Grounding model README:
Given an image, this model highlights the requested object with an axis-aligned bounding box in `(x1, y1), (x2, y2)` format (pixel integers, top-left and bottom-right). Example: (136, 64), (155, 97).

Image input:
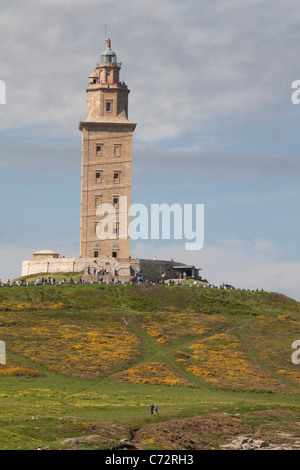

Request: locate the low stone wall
(21, 257), (93, 277)
(21, 256), (200, 283)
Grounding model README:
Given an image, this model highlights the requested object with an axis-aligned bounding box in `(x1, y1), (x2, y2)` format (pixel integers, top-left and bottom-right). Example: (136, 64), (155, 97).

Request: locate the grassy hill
(0, 282), (299, 450)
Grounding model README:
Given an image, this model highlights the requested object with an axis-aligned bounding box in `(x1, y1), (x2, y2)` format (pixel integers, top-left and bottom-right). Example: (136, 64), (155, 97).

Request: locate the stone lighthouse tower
(79, 39), (136, 260)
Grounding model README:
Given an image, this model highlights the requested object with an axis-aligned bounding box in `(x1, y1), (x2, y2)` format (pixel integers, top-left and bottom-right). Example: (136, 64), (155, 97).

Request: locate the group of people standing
(87, 266), (110, 276)
(36, 277), (56, 284)
(150, 404), (159, 416)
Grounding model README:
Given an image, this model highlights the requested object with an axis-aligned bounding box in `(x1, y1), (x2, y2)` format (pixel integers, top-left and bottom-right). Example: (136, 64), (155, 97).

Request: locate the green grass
(15, 271), (85, 284)
(0, 283), (299, 449)
(1, 282), (299, 315)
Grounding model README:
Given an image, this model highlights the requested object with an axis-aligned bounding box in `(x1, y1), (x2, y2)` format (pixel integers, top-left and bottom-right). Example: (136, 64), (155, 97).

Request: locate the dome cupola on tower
(100, 38), (117, 64)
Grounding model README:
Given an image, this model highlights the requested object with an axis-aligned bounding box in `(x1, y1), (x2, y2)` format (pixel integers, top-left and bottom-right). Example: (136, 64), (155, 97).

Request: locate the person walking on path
(154, 404), (159, 415)
(150, 404), (154, 416)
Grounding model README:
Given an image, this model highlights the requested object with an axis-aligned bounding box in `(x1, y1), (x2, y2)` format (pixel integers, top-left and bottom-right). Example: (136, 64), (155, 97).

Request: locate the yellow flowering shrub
(135, 312), (234, 344)
(113, 361), (194, 386)
(0, 312), (142, 377)
(178, 333), (287, 392)
(0, 302), (66, 311)
(0, 356), (45, 377)
(240, 318), (300, 387)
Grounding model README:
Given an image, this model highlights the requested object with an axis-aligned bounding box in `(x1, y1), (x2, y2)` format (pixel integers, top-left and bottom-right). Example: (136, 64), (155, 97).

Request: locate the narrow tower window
(96, 144), (103, 155)
(113, 172), (120, 183)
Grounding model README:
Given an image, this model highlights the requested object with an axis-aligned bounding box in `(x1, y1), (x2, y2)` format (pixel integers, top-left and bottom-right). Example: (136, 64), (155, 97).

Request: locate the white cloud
(0, 141), (80, 169)
(1, 0), (300, 142)
(0, 243), (31, 282)
(133, 145), (300, 181)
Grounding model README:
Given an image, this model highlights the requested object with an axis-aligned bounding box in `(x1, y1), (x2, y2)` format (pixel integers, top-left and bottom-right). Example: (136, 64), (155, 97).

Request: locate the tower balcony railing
(88, 80), (128, 88)
(96, 62), (122, 67)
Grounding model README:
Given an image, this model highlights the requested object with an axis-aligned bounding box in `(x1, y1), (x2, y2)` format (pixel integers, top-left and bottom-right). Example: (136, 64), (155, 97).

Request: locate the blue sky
(0, 0), (299, 300)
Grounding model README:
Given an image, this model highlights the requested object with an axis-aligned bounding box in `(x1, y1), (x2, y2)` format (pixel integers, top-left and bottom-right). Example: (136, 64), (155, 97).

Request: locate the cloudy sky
(0, 0), (299, 300)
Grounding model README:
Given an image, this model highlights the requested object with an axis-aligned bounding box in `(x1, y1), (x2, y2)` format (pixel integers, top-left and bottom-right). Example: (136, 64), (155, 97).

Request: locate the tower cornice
(79, 121), (136, 132)
(86, 84), (129, 93)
